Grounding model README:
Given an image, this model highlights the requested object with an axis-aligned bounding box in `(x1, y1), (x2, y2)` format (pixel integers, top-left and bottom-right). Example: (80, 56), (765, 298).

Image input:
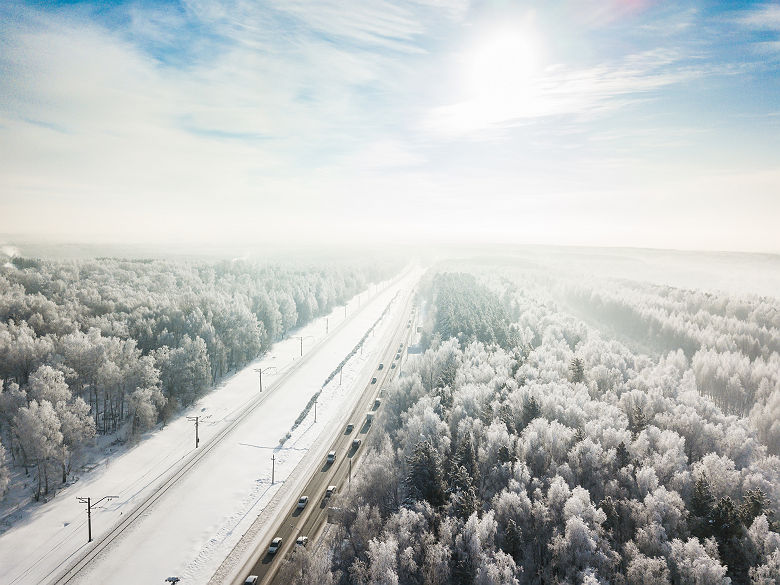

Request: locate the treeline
(561, 280), (780, 360)
(276, 269), (779, 585)
(551, 278), (780, 449)
(0, 257), (396, 500)
(474, 265), (780, 453)
(426, 272), (512, 349)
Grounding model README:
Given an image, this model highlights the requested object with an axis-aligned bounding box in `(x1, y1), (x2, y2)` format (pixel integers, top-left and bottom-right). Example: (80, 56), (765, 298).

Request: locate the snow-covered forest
(279, 262), (780, 585)
(0, 257), (396, 503)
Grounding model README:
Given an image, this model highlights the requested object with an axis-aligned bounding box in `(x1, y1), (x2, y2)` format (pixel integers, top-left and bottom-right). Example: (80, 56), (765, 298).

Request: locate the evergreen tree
(504, 518), (522, 561)
(455, 435), (480, 486)
(711, 496), (741, 541)
(629, 405), (648, 438)
(521, 395), (541, 430)
(616, 441), (631, 469)
(405, 441), (445, 508)
(691, 474), (716, 518)
(569, 357), (585, 383)
(497, 403), (515, 433)
(738, 488), (773, 527)
(449, 464), (479, 519)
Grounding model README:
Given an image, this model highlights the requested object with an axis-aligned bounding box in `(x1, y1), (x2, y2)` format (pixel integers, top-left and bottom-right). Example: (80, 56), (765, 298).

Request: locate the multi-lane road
(34, 269), (421, 585)
(238, 288), (418, 585)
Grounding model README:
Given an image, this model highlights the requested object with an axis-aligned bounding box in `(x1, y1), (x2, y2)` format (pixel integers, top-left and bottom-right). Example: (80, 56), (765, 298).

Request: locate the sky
(0, 0), (779, 252)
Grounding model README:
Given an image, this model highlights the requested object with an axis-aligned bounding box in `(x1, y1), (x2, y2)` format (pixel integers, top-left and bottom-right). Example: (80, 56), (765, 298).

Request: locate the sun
(463, 24), (544, 101)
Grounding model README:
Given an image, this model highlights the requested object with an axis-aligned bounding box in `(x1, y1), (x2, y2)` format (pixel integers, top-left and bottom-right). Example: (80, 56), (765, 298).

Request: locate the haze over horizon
(1, 1), (779, 253)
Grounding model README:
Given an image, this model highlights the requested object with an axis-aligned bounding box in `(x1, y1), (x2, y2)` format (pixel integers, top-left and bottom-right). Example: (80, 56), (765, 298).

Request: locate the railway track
(48, 276), (405, 585)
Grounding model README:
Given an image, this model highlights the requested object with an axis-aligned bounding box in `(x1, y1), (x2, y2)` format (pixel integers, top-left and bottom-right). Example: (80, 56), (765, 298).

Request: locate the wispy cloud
(738, 3), (780, 30)
(736, 3), (780, 55)
(424, 49), (700, 136)
(0, 0), (778, 252)
(556, 0), (656, 29)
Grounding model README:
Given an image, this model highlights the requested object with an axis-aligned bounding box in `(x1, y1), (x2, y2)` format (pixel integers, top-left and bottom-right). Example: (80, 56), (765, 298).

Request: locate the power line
(76, 495), (118, 543)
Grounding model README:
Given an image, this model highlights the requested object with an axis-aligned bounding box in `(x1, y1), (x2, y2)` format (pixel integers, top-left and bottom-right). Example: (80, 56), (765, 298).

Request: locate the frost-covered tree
(305, 265), (780, 585)
(750, 549), (780, 585)
(626, 551), (671, 585)
(0, 438), (9, 494)
(367, 537), (399, 585)
(13, 400), (63, 500)
(668, 537), (731, 585)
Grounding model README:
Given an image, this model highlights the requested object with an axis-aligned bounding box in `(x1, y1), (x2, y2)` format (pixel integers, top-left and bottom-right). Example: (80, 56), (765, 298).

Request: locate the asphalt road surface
(240, 289), (418, 585)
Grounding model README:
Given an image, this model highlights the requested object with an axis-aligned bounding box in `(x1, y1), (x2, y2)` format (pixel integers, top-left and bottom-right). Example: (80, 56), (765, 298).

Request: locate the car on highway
(297, 495), (309, 509)
(395, 353), (400, 360)
(373, 398), (381, 409)
(268, 537), (282, 554)
(244, 576), (259, 585)
(327, 450), (336, 463)
(365, 412), (374, 424)
(371, 377), (377, 384)
(296, 536), (309, 546)
(345, 423), (354, 433)
(391, 363), (396, 369)
(378, 363), (384, 370)
(326, 485), (337, 497)
(352, 438), (361, 449)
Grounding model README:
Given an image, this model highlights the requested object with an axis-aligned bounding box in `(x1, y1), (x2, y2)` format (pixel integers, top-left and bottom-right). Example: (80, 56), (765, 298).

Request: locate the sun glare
(432, 21), (549, 133)
(464, 25), (544, 100)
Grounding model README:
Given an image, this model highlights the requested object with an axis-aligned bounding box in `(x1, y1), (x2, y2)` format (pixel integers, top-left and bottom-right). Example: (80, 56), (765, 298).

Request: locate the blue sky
(1, 0), (779, 252)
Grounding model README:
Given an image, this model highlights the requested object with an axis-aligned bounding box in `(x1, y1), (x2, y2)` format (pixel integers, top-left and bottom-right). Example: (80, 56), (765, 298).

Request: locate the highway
(238, 287), (418, 585)
(45, 270), (417, 585)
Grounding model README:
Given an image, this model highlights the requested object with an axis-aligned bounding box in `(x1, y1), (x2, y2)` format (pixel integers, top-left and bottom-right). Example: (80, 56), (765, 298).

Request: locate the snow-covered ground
(0, 267), (421, 585)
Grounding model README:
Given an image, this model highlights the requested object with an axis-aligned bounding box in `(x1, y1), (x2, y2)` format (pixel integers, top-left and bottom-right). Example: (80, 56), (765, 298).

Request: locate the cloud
(558, 0), (655, 29)
(738, 4), (780, 30)
(182, 0), (465, 53)
(424, 49), (699, 136)
(736, 3), (780, 55)
(0, 0), (778, 253)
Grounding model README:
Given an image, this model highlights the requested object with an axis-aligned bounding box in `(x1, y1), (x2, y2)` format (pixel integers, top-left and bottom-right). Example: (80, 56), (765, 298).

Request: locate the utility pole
(253, 366), (275, 392)
(77, 495), (117, 543)
(271, 453), (275, 484)
(293, 336), (313, 357)
(186, 416), (199, 448)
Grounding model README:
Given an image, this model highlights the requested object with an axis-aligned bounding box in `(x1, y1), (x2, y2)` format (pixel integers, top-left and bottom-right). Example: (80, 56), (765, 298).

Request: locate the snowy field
(0, 267), (421, 585)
